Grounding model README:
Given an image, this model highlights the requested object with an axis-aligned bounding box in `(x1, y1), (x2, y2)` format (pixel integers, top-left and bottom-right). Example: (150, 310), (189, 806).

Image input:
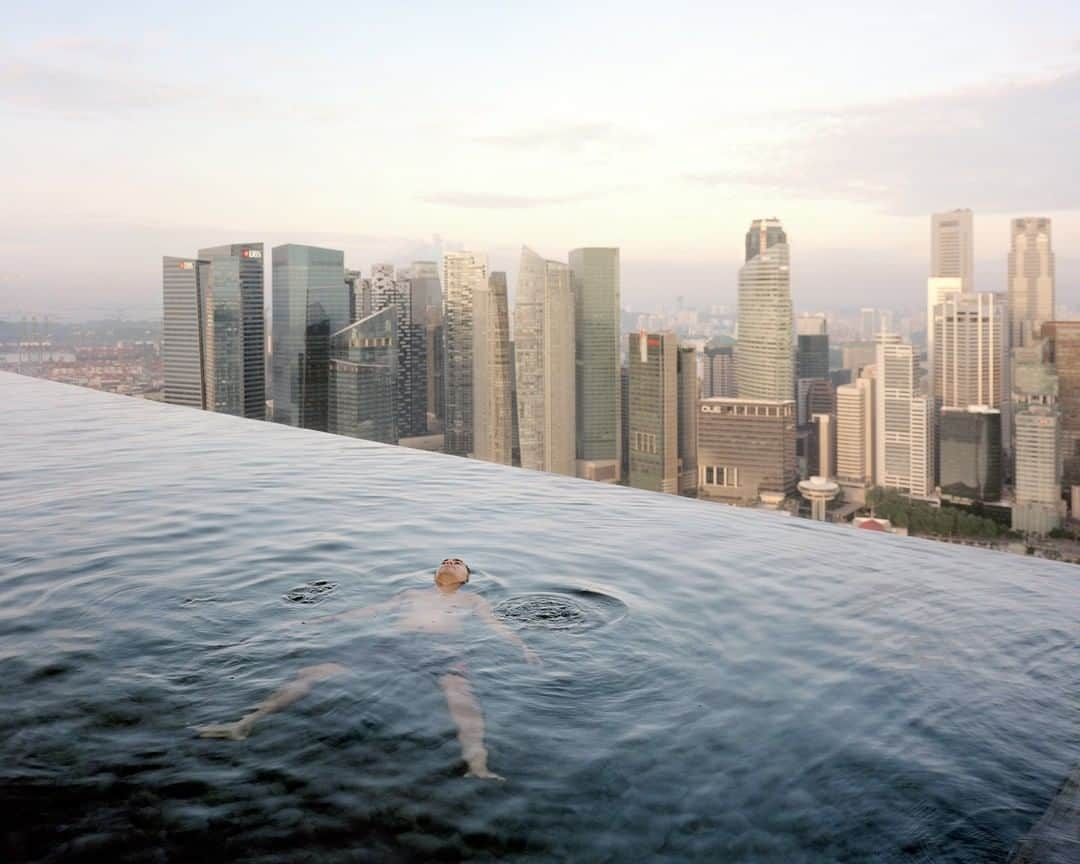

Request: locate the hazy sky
(2, 1), (1078, 319)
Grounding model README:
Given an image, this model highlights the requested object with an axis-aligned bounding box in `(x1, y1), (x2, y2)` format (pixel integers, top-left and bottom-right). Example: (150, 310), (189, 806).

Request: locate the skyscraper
(939, 407), (1001, 503)
(370, 264), (427, 438)
(703, 336), (737, 398)
(796, 314), (829, 380)
(514, 246), (576, 476)
(697, 397), (797, 505)
(443, 251), (487, 456)
(328, 307), (397, 445)
(1013, 406), (1063, 535)
(271, 244), (348, 431)
(859, 308), (876, 342)
(628, 331), (678, 494)
(875, 334), (933, 497)
(836, 371), (876, 505)
(472, 272), (513, 465)
(931, 209), (974, 291)
(926, 276), (964, 423)
(677, 344), (698, 496)
(570, 247), (620, 481)
(736, 219), (793, 401)
(409, 261), (444, 431)
(1008, 218), (1055, 348)
(932, 292), (1006, 410)
(1040, 321), (1080, 487)
(198, 243), (266, 420)
(162, 256), (208, 409)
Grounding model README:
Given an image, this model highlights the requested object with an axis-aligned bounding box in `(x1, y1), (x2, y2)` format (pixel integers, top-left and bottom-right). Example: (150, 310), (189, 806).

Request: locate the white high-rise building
(926, 277), (964, 403)
(1012, 406), (1063, 535)
(514, 246), (576, 476)
(875, 334), (933, 497)
(931, 209), (974, 291)
(472, 272), (513, 465)
(1008, 218), (1055, 348)
(443, 251), (487, 456)
(836, 370), (875, 504)
(162, 256), (209, 409)
(932, 292), (1006, 410)
(736, 219), (793, 401)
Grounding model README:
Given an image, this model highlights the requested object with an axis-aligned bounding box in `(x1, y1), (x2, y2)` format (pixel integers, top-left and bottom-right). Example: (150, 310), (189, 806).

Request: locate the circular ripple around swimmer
(494, 589), (627, 631)
(283, 580), (338, 604)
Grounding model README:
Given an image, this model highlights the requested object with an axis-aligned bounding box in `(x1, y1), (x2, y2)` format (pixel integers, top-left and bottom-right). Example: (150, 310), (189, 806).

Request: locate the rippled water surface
(2, 372), (1079, 862)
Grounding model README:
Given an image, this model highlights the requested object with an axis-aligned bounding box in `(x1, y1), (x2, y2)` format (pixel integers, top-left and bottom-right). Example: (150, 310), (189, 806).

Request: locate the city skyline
(2, 4), (1080, 315)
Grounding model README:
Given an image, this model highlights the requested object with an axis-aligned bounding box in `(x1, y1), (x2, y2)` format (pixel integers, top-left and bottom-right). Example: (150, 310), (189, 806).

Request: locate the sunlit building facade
(472, 272), (513, 465)
(736, 219), (793, 401)
(443, 251), (487, 456)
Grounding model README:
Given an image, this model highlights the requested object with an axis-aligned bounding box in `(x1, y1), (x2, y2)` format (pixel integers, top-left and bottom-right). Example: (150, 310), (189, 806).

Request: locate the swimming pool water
(1, 372), (1078, 862)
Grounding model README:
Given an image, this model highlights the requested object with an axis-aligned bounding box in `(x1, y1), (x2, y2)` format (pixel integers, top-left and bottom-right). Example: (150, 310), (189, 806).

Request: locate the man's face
(436, 558), (469, 586)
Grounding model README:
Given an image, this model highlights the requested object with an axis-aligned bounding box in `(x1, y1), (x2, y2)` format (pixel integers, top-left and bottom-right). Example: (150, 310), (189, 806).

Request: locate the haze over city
(3, 1), (1080, 317)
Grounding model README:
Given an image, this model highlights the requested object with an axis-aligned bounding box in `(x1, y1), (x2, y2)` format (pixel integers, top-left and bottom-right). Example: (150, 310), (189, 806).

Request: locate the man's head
(435, 557), (470, 590)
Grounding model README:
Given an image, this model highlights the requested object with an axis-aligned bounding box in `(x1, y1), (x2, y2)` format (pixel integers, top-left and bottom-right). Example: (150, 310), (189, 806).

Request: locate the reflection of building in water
(328, 307), (397, 445)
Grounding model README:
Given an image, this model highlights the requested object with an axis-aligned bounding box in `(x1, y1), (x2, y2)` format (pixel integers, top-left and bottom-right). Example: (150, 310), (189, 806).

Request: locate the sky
(1, 1), (1079, 320)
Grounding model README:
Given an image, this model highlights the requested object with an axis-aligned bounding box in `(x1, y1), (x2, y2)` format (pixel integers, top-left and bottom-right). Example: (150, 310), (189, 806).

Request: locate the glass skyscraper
(328, 307), (397, 444)
(443, 251), (487, 456)
(198, 243), (266, 420)
(162, 256), (208, 409)
(570, 247), (620, 481)
(736, 219), (793, 401)
(271, 244), (348, 431)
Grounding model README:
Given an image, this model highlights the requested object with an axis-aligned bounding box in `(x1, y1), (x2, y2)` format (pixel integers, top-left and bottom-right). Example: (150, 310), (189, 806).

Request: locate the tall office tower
(796, 314), (829, 380)
(472, 272), (513, 465)
(345, 269), (361, 323)
(443, 251), (487, 456)
(926, 276), (965, 415)
(620, 365), (630, 479)
(875, 334), (933, 497)
(697, 397), (797, 505)
(570, 247), (620, 482)
(509, 340), (521, 466)
(677, 345), (698, 495)
(736, 219), (793, 401)
(1008, 218), (1054, 348)
(198, 243), (266, 419)
(939, 407), (1001, 503)
(410, 261), (444, 430)
(628, 331), (678, 494)
(931, 209), (975, 291)
(370, 264), (427, 438)
(860, 308), (876, 341)
(836, 371), (876, 505)
(514, 246), (576, 476)
(1012, 406), (1063, 535)
(1041, 322), (1080, 487)
(841, 342), (877, 378)
(703, 336), (737, 398)
(328, 307), (397, 445)
(162, 256), (209, 408)
(932, 292), (1006, 409)
(271, 244), (348, 431)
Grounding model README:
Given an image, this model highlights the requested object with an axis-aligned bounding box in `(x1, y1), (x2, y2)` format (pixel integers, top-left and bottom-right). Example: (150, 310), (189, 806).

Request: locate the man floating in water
(193, 558), (540, 780)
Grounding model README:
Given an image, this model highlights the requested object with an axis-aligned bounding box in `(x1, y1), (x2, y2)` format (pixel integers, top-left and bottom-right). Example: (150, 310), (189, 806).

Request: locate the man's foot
(464, 766), (505, 781)
(192, 718), (253, 740)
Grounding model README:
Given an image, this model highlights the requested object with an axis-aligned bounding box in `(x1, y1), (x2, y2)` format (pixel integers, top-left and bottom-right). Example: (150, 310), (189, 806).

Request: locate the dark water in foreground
(1, 372), (1078, 862)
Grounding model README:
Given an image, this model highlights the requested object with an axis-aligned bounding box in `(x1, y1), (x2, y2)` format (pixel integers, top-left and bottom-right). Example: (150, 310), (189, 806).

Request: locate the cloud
(0, 59), (198, 113)
(420, 191), (599, 209)
(683, 70), (1080, 214)
(472, 122), (644, 153)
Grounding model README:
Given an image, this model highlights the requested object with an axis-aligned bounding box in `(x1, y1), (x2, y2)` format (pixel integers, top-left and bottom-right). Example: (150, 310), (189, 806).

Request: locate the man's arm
(472, 596), (541, 665)
(299, 592), (408, 625)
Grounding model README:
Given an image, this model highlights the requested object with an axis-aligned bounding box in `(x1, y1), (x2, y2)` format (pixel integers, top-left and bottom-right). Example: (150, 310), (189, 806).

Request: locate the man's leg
(438, 671), (503, 780)
(194, 662), (347, 740)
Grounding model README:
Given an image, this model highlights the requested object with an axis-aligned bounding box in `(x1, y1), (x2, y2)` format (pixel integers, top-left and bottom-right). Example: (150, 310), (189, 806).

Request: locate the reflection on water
(1, 372), (1079, 863)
